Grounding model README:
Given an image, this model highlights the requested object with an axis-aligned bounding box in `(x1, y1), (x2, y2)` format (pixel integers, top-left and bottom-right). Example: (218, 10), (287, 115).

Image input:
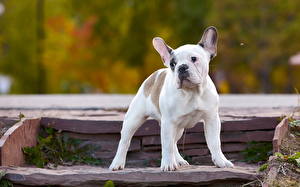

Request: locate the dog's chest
(164, 89), (208, 129)
(176, 110), (203, 129)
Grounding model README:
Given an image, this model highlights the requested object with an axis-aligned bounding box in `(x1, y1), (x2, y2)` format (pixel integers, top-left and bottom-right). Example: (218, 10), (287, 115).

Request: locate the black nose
(178, 64), (189, 74)
(178, 64), (189, 80)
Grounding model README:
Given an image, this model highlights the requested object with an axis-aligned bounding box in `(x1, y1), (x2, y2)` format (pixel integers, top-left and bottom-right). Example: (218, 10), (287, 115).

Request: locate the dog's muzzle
(178, 64), (194, 89)
(178, 64), (189, 81)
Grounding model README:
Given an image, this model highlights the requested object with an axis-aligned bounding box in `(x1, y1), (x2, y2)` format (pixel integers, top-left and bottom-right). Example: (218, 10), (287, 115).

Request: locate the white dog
(110, 26), (234, 171)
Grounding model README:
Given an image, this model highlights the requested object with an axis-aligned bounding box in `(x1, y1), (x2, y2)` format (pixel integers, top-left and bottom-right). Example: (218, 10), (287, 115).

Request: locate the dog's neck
(181, 79), (207, 96)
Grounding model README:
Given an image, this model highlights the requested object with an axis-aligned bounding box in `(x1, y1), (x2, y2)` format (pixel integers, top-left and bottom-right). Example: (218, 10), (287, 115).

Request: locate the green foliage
(0, 180), (13, 187)
(0, 170), (13, 187)
(0, 0), (210, 93)
(0, 0), (44, 93)
(18, 113), (25, 121)
(1, 1), (300, 93)
(275, 152), (300, 168)
(288, 118), (300, 136)
(207, 0), (300, 93)
(0, 170), (6, 179)
(23, 127), (101, 168)
(242, 141), (273, 163)
(289, 120), (300, 127)
(289, 119), (300, 128)
(104, 180), (115, 187)
(258, 163), (269, 172)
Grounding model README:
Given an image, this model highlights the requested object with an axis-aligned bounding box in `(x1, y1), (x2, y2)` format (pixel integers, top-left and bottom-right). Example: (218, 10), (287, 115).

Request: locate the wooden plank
(272, 117), (288, 153)
(143, 130), (275, 146)
(40, 117), (123, 134)
(0, 118), (40, 166)
(40, 116), (279, 136)
(3, 165), (257, 186)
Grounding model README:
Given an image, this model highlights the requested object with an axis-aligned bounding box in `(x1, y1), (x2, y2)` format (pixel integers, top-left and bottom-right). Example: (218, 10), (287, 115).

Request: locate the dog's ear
(198, 26), (218, 59)
(152, 37), (173, 67)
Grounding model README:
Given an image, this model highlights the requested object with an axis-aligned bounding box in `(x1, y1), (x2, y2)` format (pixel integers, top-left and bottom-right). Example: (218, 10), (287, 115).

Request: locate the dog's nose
(178, 64), (189, 74)
(178, 64), (189, 80)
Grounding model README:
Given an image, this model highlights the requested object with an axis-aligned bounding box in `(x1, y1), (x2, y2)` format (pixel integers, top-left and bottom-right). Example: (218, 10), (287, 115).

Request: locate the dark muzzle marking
(178, 64), (190, 89)
(178, 64), (188, 74)
(178, 64), (189, 80)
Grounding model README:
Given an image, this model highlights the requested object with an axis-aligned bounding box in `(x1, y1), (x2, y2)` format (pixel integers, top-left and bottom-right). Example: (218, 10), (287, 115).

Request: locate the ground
(0, 94), (300, 186)
(261, 120), (300, 187)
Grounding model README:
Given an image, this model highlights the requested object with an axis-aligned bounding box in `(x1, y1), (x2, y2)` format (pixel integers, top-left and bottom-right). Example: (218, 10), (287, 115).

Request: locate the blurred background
(0, 0), (300, 94)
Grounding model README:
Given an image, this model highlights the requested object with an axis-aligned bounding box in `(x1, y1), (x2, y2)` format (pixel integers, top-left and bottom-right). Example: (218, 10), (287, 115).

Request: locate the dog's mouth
(178, 78), (199, 89)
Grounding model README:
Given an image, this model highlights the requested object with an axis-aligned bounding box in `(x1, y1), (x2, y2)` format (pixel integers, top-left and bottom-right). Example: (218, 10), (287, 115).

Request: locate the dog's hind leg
(109, 95), (146, 171)
(174, 128), (189, 166)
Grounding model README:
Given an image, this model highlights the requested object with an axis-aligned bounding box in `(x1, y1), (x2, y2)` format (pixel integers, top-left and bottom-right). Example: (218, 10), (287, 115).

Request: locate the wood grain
(0, 118), (41, 166)
(272, 117), (288, 153)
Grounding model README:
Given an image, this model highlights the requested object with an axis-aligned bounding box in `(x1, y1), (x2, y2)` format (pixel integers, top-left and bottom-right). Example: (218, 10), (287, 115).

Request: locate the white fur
(110, 27), (234, 171)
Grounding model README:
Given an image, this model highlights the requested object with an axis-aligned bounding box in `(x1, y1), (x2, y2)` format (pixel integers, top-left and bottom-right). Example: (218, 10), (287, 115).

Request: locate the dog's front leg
(109, 103), (146, 171)
(160, 119), (178, 171)
(203, 111), (234, 168)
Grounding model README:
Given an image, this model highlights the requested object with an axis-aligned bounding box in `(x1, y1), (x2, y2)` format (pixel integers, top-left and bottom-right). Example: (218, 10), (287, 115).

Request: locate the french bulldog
(109, 26), (234, 171)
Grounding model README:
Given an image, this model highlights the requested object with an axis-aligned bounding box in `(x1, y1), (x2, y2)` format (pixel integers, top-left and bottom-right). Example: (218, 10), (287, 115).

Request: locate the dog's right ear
(152, 37), (173, 67)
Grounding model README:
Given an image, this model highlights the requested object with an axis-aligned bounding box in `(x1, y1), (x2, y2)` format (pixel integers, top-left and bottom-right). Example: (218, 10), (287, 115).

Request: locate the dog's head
(152, 26), (218, 89)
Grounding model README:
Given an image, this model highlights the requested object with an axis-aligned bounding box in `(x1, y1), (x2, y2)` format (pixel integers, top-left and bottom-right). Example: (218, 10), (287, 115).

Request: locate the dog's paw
(176, 156), (190, 166)
(109, 160), (125, 171)
(212, 156), (234, 168)
(160, 159), (179, 171)
(178, 159), (190, 166)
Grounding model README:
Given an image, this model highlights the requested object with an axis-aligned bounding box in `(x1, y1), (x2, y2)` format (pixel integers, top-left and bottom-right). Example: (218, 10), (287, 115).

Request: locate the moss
(274, 152), (300, 168)
(259, 163), (269, 171)
(18, 113), (25, 120)
(104, 180), (115, 187)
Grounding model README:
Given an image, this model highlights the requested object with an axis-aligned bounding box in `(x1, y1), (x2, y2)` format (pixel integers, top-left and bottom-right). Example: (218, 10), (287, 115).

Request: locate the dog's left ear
(198, 26), (218, 59)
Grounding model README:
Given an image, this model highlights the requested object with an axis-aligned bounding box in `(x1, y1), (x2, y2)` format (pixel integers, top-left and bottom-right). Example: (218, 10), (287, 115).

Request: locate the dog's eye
(170, 59), (176, 70)
(191, 56), (197, 63)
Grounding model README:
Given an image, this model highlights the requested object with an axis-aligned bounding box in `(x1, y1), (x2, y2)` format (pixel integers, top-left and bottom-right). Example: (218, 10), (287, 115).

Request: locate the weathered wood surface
(0, 117), (19, 138)
(0, 118), (40, 166)
(0, 94), (298, 110)
(0, 94), (296, 186)
(0, 117), (19, 127)
(40, 116), (279, 135)
(272, 117), (288, 153)
(0, 94), (295, 169)
(0, 115), (279, 167)
(3, 165), (258, 187)
(39, 116), (278, 167)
